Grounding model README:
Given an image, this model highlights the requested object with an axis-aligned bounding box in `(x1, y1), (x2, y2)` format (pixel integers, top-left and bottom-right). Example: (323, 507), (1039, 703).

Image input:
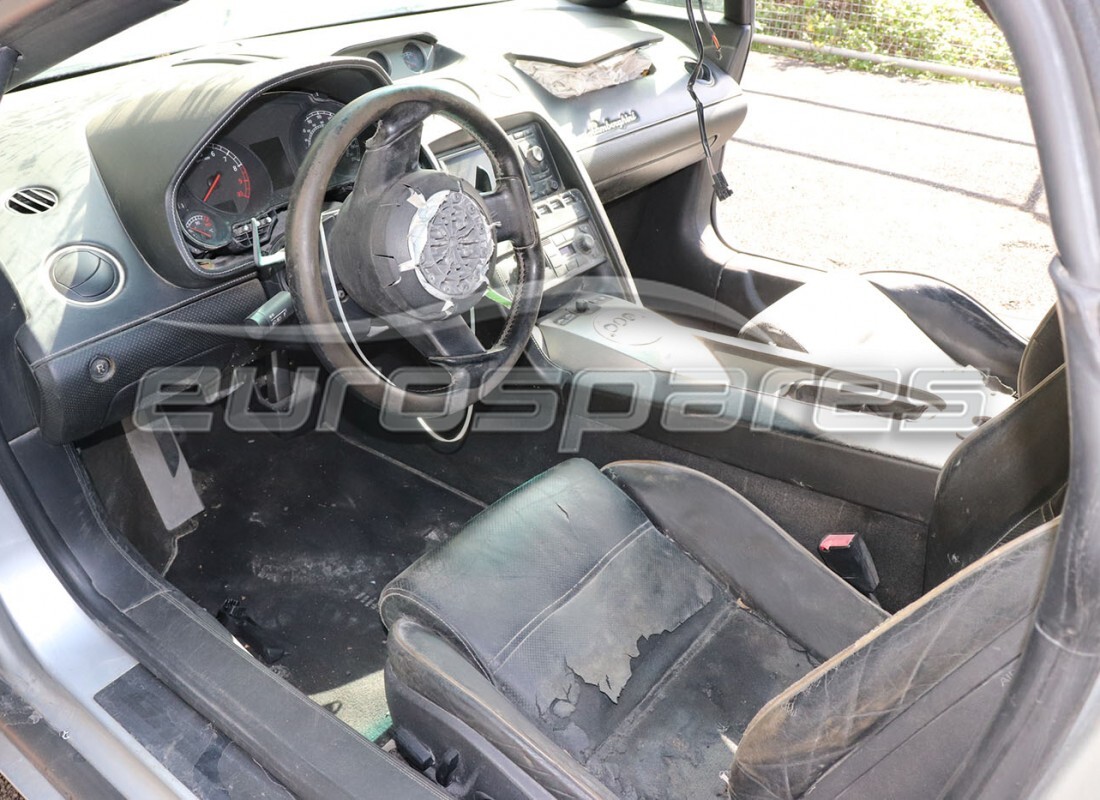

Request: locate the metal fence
(653, 0), (1018, 84)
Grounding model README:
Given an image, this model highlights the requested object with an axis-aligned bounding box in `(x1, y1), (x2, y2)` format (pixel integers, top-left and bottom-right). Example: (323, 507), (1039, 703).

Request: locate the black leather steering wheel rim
(285, 84), (544, 418)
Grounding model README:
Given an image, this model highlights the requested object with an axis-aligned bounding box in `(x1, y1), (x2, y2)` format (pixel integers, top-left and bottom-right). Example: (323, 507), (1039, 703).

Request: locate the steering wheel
(285, 85), (544, 417)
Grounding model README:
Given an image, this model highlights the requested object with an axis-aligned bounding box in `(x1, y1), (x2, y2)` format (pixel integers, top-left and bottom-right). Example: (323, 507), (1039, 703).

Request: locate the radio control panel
(534, 189), (607, 279)
(492, 187), (609, 293)
(441, 122), (610, 298)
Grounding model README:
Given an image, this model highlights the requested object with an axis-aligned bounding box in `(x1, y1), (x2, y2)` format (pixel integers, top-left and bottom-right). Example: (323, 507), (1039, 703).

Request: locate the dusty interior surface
(381, 459), (823, 799)
(84, 414), (483, 737)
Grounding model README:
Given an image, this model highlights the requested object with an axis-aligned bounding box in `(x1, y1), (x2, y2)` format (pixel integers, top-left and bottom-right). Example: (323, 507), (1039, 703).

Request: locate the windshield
(37, 0), (499, 83)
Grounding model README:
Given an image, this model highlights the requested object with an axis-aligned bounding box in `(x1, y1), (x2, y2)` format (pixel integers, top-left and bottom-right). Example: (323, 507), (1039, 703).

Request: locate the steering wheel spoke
(374, 100), (434, 146)
(484, 177), (539, 248)
(406, 313), (488, 365)
(286, 84), (544, 417)
(356, 120), (424, 191)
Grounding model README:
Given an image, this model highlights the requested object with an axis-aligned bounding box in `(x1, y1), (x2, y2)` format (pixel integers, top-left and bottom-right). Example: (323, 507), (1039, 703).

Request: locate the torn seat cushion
(380, 459), (884, 799)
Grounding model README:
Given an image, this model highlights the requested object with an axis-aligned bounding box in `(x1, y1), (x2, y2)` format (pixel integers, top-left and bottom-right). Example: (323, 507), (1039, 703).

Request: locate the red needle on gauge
(203, 172), (222, 203)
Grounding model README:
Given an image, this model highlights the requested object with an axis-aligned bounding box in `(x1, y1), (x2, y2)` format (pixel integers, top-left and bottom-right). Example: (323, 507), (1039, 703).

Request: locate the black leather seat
(739, 271), (1031, 391)
(379, 316), (1067, 800)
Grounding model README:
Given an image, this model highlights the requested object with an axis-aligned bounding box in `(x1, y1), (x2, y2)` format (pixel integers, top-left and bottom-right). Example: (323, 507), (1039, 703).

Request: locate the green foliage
(649, 0), (1016, 78)
(754, 0), (1015, 74)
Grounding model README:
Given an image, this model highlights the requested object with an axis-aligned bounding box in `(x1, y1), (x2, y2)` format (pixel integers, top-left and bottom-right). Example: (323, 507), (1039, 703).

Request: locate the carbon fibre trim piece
(20, 279), (266, 443)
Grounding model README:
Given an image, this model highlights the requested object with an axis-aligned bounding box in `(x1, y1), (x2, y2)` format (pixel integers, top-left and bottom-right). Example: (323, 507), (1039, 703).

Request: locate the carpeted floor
(85, 388), (928, 742)
(161, 420), (484, 738)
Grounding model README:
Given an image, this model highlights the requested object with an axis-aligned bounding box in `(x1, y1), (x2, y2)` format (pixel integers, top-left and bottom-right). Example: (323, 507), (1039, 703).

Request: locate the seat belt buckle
(818, 532), (880, 595)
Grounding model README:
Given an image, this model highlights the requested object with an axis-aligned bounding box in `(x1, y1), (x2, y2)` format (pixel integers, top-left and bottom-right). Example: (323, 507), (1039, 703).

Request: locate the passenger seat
(740, 271), (1036, 391)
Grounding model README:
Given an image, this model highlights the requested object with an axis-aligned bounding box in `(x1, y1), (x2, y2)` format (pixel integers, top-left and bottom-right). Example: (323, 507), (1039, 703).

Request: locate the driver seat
(378, 344), (1067, 800)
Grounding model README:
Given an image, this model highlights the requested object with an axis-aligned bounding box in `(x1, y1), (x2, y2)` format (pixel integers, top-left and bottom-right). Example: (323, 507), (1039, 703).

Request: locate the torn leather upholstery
(380, 456), (1061, 800)
(380, 459), (881, 798)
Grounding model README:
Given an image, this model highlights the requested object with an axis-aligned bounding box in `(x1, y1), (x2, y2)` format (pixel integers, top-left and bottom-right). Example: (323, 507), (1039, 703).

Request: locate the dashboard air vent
(7, 187), (58, 215)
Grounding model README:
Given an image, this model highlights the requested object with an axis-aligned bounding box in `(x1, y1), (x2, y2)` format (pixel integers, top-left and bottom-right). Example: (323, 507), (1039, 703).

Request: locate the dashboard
(175, 91), (368, 266)
(0, 0), (748, 444)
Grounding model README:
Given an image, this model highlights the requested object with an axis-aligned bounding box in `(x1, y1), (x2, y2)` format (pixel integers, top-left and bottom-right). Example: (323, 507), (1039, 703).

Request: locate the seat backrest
(1018, 304), (1064, 395)
(728, 519), (1058, 800)
(728, 309), (1067, 799)
(924, 306), (1067, 589)
(866, 270), (1030, 390)
(924, 365), (1067, 588)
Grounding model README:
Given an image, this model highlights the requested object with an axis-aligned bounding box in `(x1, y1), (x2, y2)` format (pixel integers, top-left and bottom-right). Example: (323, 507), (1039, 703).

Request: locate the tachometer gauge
(296, 106), (363, 181)
(185, 143), (253, 215)
(180, 209), (230, 249)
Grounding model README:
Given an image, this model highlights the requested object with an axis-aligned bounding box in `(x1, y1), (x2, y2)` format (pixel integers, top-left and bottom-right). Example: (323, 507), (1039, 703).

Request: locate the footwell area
(160, 424), (483, 735)
(339, 405), (929, 611)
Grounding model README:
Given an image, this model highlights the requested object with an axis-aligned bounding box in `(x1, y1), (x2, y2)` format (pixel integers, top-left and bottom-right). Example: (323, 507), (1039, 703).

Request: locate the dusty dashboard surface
(0, 0), (747, 443)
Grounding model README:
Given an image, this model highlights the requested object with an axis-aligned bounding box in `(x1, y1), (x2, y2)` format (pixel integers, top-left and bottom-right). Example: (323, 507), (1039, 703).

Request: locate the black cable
(685, 0), (732, 200)
(698, 0), (721, 51)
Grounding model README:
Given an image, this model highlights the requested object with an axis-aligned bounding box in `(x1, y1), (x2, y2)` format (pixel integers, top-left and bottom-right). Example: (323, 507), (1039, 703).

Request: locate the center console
(537, 293), (723, 380)
(534, 291), (1016, 521)
(439, 121), (623, 301)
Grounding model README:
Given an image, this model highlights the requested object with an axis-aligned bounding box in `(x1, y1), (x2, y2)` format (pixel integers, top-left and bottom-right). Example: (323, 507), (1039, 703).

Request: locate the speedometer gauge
(300, 109), (337, 150)
(184, 143), (252, 215)
(295, 105), (363, 181)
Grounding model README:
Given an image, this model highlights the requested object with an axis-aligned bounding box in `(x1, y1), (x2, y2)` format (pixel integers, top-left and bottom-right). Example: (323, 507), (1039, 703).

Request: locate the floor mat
(163, 422), (484, 737)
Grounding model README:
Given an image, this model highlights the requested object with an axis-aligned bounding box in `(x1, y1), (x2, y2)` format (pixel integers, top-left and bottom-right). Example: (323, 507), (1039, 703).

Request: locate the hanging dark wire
(685, 0), (732, 200)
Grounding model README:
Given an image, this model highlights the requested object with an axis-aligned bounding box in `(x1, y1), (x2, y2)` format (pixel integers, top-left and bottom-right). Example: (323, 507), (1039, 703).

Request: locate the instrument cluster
(175, 91), (365, 256)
